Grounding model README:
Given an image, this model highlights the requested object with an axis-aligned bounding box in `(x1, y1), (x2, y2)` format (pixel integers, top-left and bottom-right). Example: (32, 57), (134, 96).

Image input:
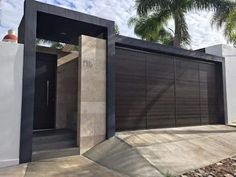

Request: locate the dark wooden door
(34, 53), (57, 130)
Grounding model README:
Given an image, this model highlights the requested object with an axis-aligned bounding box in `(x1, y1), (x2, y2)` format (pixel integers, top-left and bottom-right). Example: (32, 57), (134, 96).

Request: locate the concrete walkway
(85, 125), (236, 176)
(1, 125), (236, 177)
(0, 156), (127, 177)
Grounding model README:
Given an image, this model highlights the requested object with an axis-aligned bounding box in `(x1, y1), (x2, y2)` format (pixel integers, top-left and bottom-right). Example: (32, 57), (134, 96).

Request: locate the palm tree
(115, 24), (120, 35)
(212, 4), (236, 46)
(133, 0), (234, 48)
(128, 15), (174, 45)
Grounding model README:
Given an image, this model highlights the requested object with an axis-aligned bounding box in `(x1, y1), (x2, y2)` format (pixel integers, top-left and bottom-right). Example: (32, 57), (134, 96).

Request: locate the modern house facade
(0, 0), (234, 168)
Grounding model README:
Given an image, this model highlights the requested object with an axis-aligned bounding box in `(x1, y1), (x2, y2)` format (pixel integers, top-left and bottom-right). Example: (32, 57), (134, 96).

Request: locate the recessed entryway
(32, 34), (107, 160)
(32, 46), (79, 160)
(34, 53), (57, 130)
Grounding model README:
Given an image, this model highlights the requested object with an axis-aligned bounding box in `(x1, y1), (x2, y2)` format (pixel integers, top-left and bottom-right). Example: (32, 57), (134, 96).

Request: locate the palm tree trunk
(173, 15), (181, 48)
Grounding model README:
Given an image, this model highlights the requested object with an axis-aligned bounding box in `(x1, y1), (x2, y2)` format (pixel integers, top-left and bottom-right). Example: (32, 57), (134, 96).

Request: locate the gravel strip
(178, 156), (236, 177)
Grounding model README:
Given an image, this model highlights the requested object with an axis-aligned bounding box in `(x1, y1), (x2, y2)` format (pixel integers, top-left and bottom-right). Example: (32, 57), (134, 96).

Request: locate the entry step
(32, 147), (80, 161)
(32, 129), (77, 152)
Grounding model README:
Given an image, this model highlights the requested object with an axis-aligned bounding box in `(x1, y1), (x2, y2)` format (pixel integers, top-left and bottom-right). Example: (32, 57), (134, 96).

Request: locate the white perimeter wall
(205, 44), (236, 125)
(0, 42), (23, 167)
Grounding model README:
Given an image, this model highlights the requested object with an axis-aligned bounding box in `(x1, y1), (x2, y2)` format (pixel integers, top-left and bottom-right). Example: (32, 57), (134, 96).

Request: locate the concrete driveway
(85, 125), (236, 177)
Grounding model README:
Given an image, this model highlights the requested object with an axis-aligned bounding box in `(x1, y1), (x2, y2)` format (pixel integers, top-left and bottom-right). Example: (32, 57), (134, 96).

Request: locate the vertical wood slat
(115, 48), (146, 131)
(175, 58), (201, 127)
(146, 53), (175, 128)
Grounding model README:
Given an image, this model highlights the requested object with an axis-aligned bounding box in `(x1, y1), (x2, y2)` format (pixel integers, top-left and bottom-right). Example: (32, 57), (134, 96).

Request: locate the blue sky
(0, 0), (228, 49)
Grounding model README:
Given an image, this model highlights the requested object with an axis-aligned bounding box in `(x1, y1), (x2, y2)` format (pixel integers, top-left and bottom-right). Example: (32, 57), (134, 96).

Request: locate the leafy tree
(212, 4), (236, 46)
(128, 15), (174, 45)
(133, 0), (234, 48)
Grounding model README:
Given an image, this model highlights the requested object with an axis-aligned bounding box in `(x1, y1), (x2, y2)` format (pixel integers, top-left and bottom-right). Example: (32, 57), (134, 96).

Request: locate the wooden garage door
(147, 53), (176, 128)
(115, 48), (146, 130)
(115, 47), (223, 131)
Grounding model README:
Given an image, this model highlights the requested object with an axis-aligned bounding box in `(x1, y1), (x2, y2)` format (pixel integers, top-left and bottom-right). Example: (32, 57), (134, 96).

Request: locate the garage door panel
(177, 118), (201, 127)
(199, 64), (218, 125)
(147, 118), (176, 129)
(148, 104), (176, 111)
(148, 91), (175, 104)
(200, 83), (217, 98)
(116, 118), (146, 131)
(116, 102), (146, 109)
(116, 81), (145, 89)
(116, 106), (146, 116)
(116, 50), (146, 76)
(176, 59), (199, 82)
(199, 63), (216, 83)
(176, 66), (201, 127)
(115, 48), (146, 131)
(201, 118), (210, 125)
(147, 54), (175, 129)
(115, 47), (222, 131)
(116, 88), (145, 97)
(148, 101), (175, 112)
(147, 53), (174, 79)
(148, 79), (175, 94)
(148, 111), (176, 116)
(116, 114), (146, 120)
(176, 81), (200, 96)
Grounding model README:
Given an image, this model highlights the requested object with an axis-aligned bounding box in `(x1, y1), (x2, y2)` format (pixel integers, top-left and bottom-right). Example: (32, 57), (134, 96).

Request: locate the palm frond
(135, 0), (172, 16)
(224, 10), (236, 45)
(128, 10), (173, 44)
(115, 24), (120, 35)
(211, 1), (236, 30)
(133, 0), (235, 48)
(192, 0), (235, 11)
(128, 11), (173, 44)
(174, 11), (191, 47)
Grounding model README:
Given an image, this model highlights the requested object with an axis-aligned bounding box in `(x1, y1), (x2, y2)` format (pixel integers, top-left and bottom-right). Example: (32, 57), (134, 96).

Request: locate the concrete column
(78, 35), (106, 154)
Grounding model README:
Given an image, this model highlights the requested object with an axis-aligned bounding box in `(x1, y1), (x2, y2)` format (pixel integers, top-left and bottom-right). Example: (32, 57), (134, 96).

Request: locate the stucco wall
(0, 42), (23, 167)
(205, 44), (236, 124)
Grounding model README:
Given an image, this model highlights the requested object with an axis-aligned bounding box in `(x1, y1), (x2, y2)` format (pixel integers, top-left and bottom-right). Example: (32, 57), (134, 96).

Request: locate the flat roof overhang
(115, 35), (224, 63)
(18, 0), (116, 163)
(37, 13), (106, 44)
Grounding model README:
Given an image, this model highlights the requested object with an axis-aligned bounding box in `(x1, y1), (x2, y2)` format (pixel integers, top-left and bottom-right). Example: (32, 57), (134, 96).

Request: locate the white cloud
(0, 0), (230, 49)
(0, 0), (24, 38)
(186, 10), (228, 49)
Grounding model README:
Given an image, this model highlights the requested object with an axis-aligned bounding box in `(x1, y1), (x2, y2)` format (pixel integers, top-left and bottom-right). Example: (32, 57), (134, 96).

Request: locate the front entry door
(34, 53), (57, 130)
